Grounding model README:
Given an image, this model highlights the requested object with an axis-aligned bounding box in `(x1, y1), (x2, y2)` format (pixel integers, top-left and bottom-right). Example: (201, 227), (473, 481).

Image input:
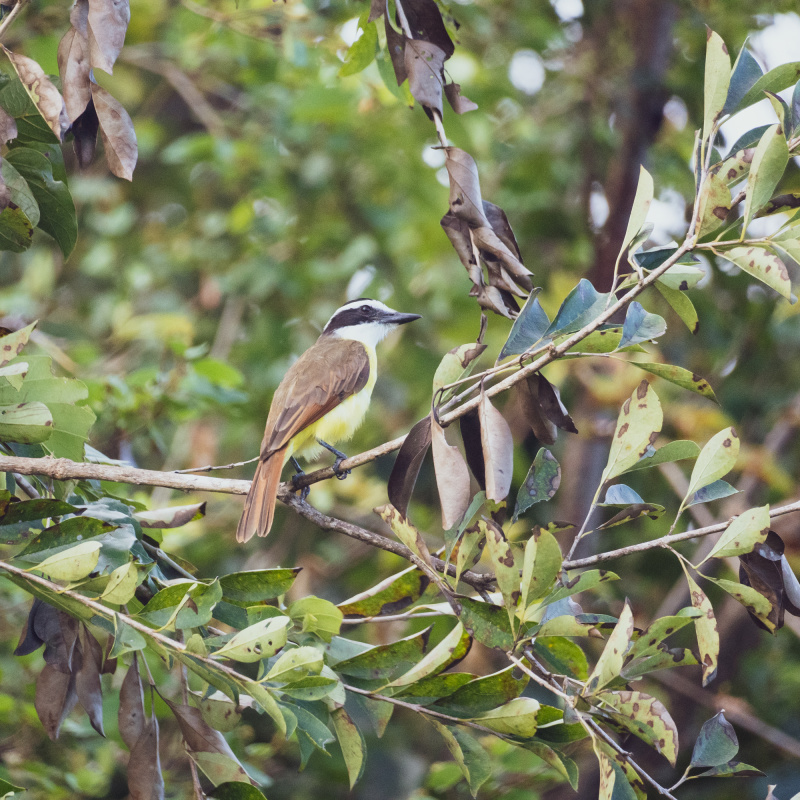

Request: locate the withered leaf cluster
(15, 599), (113, 740)
(57, 0), (137, 178)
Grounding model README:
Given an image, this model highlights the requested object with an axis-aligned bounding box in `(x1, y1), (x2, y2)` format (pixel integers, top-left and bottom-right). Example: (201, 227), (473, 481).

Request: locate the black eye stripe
(324, 306), (382, 333)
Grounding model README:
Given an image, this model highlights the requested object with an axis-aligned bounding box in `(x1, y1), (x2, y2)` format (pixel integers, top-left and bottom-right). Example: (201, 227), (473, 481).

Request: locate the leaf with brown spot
(87, 0), (130, 74)
(479, 385), (513, 502)
(338, 564), (429, 618)
(585, 600), (634, 694)
(376, 503), (434, 569)
(520, 527), (562, 608)
(128, 712), (165, 800)
(91, 82), (137, 181)
(655, 280), (700, 334)
(432, 343), (487, 403)
(388, 415), (432, 517)
(717, 244), (791, 300)
(119, 655), (145, 750)
(431, 411), (471, 530)
(483, 518), (519, 629)
(683, 566), (718, 686)
(686, 426), (739, 499)
(707, 576), (775, 630)
(601, 380), (663, 483)
(741, 124), (789, 232)
(57, 23), (92, 122)
(514, 448), (561, 522)
(738, 531), (788, 631)
(703, 504), (770, 562)
(75, 624), (105, 735)
(35, 662), (78, 740)
(595, 689), (678, 766)
(2, 47), (69, 141)
(331, 708), (366, 789)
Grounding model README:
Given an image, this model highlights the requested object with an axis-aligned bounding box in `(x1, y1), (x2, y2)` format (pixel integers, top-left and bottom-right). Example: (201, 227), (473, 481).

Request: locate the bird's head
(321, 299), (421, 347)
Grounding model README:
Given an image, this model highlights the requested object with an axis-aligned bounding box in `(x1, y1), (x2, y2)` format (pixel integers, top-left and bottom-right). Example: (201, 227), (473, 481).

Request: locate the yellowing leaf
(704, 504), (770, 562)
(703, 29), (731, 139)
(686, 427), (739, 498)
(32, 540), (100, 581)
(684, 567), (719, 686)
(585, 600), (634, 694)
(100, 560), (138, 604)
(215, 616), (290, 663)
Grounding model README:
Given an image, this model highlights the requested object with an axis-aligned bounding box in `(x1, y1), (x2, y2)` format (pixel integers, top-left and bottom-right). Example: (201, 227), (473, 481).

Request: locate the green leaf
(339, 15), (378, 77)
(601, 380), (663, 483)
(723, 44), (763, 115)
(704, 504), (770, 561)
(389, 622), (471, 686)
(686, 427), (739, 498)
(0, 206), (33, 253)
(288, 596), (343, 642)
(691, 711), (738, 768)
(624, 440), (701, 473)
(473, 696), (540, 737)
(241, 681), (286, 736)
(621, 647), (698, 681)
(136, 580), (222, 630)
(220, 568), (301, 605)
(692, 760), (765, 779)
(585, 600), (634, 694)
(619, 303), (666, 349)
(0, 401), (53, 443)
(627, 610), (700, 662)
(684, 566), (719, 686)
(330, 708), (366, 788)
(738, 61), (800, 111)
(703, 29), (731, 139)
(1, 158), (39, 226)
(717, 244), (791, 300)
(427, 720), (492, 799)
(619, 167), (654, 262)
(394, 672), (473, 706)
(432, 342), (487, 401)
(31, 539), (100, 580)
(4, 147), (77, 258)
(514, 448), (560, 523)
(546, 279), (608, 338)
(655, 281), (699, 334)
(540, 569), (619, 608)
(628, 362), (717, 402)
(520, 527), (562, 608)
(100, 561), (139, 604)
(596, 689), (678, 766)
(283, 702), (334, 765)
(657, 264), (706, 290)
(432, 666), (527, 717)
(334, 627), (431, 683)
(214, 616), (290, 662)
(338, 564), (429, 618)
(0, 76), (60, 143)
(110, 613), (147, 657)
(209, 783), (269, 799)
(532, 636), (589, 681)
(16, 515), (121, 569)
(689, 479), (738, 506)
(458, 597), (513, 650)
(265, 645), (323, 682)
(498, 289), (549, 360)
(190, 692), (243, 733)
(741, 124), (789, 234)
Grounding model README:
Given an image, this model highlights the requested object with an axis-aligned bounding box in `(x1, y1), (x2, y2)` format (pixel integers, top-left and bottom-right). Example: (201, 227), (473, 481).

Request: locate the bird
(236, 298), (421, 542)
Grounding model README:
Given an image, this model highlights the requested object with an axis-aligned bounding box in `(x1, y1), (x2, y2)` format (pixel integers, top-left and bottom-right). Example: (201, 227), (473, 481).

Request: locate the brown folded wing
(260, 337), (370, 458)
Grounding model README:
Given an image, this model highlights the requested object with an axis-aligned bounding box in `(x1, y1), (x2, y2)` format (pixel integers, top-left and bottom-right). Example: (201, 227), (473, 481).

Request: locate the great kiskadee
(236, 299), (421, 542)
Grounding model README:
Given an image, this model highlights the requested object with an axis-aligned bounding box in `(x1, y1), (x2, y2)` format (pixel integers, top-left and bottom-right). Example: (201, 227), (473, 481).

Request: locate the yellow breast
(288, 347), (377, 463)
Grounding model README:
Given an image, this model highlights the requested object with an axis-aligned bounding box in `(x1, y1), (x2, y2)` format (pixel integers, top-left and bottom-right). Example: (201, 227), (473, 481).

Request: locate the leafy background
(2, 0), (800, 798)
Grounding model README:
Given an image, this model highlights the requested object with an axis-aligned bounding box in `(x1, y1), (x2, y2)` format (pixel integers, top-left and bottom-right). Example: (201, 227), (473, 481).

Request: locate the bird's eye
(361, 305), (370, 313)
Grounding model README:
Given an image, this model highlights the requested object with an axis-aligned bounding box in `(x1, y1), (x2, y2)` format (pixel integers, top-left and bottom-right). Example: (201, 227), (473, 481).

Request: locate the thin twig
(340, 610), (446, 624)
(13, 474), (39, 499)
(0, 0), (28, 41)
(174, 456), (259, 475)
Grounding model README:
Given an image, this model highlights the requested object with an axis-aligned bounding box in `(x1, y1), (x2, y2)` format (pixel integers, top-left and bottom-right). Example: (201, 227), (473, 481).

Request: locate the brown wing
(259, 338), (370, 458)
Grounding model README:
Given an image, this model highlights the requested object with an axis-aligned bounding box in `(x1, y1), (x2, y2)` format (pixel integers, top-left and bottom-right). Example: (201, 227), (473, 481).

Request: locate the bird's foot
(290, 457), (310, 502)
(318, 439), (351, 480)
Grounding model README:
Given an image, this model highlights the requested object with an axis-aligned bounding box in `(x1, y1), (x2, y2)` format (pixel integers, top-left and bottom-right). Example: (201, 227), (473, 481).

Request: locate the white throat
(329, 321), (393, 349)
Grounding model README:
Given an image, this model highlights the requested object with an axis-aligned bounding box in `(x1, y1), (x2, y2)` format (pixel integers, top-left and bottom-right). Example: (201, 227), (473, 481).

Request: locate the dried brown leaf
(119, 655), (145, 749)
(405, 39), (446, 120)
(482, 201), (522, 261)
(87, 0), (131, 74)
(534, 374), (578, 433)
(472, 225), (531, 290)
(431, 412), (471, 529)
(388, 415), (432, 517)
(441, 211), (482, 286)
(35, 663), (78, 740)
(57, 25), (92, 122)
(91, 82), (137, 180)
(14, 598), (45, 656)
(459, 408), (485, 490)
(445, 147), (490, 228)
(128, 714), (165, 800)
(0, 105), (17, 146)
(165, 699), (243, 762)
(75, 625), (105, 736)
(401, 0), (454, 57)
(384, 17), (407, 85)
(2, 47), (69, 140)
(479, 386), (514, 502)
(73, 99), (99, 168)
(516, 377), (557, 445)
(32, 603), (79, 673)
(471, 283), (519, 319)
(444, 82), (478, 114)
(368, 0), (385, 22)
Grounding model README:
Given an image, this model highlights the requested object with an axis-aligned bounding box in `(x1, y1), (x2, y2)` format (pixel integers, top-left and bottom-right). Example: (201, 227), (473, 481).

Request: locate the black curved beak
(386, 312), (422, 325)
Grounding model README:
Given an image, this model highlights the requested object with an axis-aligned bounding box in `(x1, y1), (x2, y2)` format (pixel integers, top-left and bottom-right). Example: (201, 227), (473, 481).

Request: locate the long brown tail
(236, 449), (287, 542)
